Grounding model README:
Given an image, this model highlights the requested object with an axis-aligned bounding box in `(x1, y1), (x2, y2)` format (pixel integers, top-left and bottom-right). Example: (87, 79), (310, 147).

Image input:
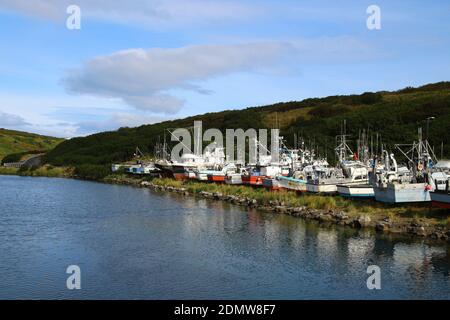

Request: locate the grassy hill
(0, 129), (64, 162)
(46, 81), (450, 167)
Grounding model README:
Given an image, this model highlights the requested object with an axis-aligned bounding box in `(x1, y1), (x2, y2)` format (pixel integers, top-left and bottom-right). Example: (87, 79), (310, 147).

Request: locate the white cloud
(0, 110), (30, 127)
(62, 38), (377, 114)
(62, 42), (291, 114)
(0, 0), (260, 27)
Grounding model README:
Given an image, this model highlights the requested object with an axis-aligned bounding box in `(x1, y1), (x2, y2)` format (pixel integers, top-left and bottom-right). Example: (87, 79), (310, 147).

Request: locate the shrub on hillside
(74, 164), (111, 180)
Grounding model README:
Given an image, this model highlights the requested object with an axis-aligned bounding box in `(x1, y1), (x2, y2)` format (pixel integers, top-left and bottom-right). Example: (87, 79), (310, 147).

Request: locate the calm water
(0, 175), (449, 299)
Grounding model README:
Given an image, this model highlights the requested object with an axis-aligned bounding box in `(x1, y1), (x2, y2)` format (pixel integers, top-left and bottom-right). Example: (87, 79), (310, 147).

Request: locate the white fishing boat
(307, 125), (371, 194)
(156, 145), (226, 180)
(372, 128), (436, 203)
(197, 163), (237, 183)
(156, 153), (207, 180)
(260, 138), (313, 191)
(372, 156), (432, 203)
(374, 182), (431, 203)
(306, 159), (371, 193)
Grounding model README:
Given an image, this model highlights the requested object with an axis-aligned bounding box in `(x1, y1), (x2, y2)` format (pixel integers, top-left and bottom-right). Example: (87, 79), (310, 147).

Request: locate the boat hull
(306, 183), (337, 194)
(277, 176), (307, 192)
(208, 174), (226, 183)
(337, 184), (374, 198)
(196, 172), (209, 181)
(374, 183), (431, 203)
(225, 174), (242, 185)
(430, 191), (450, 209)
(262, 178), (281, 191)
(242, 175), (264, 186)
(155, 163), (190, 180)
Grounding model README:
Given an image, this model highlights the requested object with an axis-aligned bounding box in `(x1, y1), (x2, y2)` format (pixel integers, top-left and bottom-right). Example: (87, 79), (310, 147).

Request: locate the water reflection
(0, 175), (449, 299)
(166, 189), (450, 298)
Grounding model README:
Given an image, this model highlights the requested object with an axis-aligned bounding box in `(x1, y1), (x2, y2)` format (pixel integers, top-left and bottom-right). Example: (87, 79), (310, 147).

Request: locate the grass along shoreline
(2, 166), (449, 241)
(0, 165), (73, 178)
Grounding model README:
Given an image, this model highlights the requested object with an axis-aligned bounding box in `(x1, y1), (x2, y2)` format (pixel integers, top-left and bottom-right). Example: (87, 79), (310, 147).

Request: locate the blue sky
(0, 0), (449, 137)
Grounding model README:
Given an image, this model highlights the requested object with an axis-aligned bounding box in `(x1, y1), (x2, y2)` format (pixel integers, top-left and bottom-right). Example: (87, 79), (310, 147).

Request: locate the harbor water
(0, 175), (449, 299)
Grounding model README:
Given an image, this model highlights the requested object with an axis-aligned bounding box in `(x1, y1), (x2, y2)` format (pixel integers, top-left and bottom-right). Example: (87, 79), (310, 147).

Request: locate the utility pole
(426, 116), (435, 140)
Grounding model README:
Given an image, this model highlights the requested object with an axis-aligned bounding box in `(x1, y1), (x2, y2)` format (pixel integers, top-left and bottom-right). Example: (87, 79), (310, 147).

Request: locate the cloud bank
(0, 110), (30, 127)
(62, 38), (375, 114)
(63, 42), (292, 114)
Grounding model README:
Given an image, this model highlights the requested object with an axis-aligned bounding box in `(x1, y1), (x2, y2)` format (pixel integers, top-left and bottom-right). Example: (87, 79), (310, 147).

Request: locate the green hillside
(46, 81), (450, 166)
(0, 129), (64, 161)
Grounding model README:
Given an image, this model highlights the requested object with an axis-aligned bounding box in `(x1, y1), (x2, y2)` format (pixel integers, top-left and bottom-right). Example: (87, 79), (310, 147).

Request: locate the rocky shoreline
(130, 180), (450, 243)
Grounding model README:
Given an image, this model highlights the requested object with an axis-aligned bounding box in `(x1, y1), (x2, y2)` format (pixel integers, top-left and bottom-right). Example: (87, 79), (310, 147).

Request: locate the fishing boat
(195, 164), (232, 182)
(154, 127), (227, 180)
(243, 163), (287, 186)
(336, 161), (373, 197)
(242, 168), (265, 186)
(156, 144), (226, 181)
(156, 153), (207, 180)
(241, 142), (278, 186)
(205, 163), (238, 183)
(307, 124), (371, 194)
(372, 128), (436, 203)
(306, 160), (371, 194)
(241, 134), (304, 187)
(372, 153), (432, 203)
(374, 181), (431, 203)
(112, 163), (161, 175)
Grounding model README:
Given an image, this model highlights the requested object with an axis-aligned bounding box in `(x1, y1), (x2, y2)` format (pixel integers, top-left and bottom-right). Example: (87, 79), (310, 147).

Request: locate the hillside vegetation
(0, 129), (64, 162)
(46, 82), (450, 166)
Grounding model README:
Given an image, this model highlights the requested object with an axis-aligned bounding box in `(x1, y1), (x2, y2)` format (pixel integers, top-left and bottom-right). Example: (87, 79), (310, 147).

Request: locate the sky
(0, 0), (449, 137)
